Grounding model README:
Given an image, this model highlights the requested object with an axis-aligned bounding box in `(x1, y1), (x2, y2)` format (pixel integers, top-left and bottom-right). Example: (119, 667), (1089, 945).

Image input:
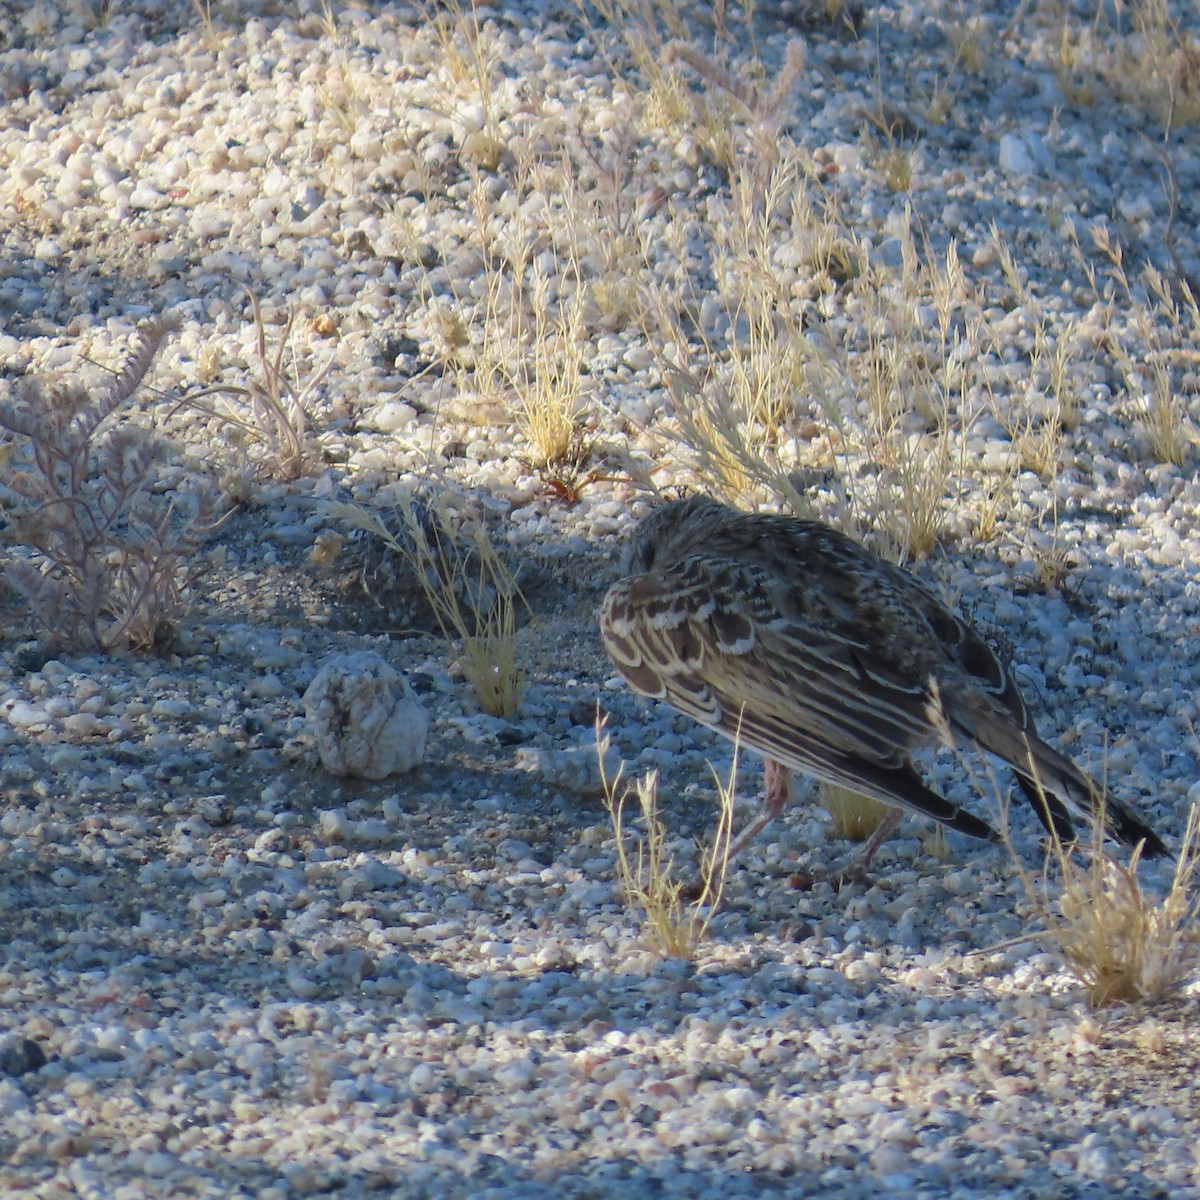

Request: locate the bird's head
(620, 495), (732, 575)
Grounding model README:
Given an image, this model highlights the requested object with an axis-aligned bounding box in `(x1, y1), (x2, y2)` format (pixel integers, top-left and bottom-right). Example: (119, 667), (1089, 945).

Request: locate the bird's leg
(824, 806), (904, 886)
(722, 759), (792, 864)
(717, 764), (905, 887)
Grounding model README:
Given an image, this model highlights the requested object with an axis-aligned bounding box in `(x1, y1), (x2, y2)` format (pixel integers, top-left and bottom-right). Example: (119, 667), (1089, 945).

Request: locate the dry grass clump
(180, 290), (331, 482)
(598, 725), (735, 958)
(1111, 0), (1200, 129)
(841, 226), (967, 560)
(586, 0), (1196, 565)
(505, 262), (591, 469)
(1048, 0), (1200, 128)
(390, 0), (1194, 587)
(640, 147), (843, 517)
(820, 783), (895, 842)
(1072, 221), (1200, 467)
(646, 179), (978, 563)
(0, 317), (217, 651)
(325, 491), (527, 717)
(406, 164), (597, 476)
(1013, 791), (1200, 1008)
(429, 0), (505, 159)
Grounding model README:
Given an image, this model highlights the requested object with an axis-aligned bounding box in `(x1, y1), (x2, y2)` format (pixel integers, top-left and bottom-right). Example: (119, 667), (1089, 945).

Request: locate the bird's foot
(788, 859), (871, 892)
(788, 809), (904, 890)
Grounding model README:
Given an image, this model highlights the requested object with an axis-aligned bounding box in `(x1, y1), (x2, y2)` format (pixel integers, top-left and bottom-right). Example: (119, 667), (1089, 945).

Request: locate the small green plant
(325, 492), (527, 717)
(598, 725), (735, 958)
(0, 317), (216, 650)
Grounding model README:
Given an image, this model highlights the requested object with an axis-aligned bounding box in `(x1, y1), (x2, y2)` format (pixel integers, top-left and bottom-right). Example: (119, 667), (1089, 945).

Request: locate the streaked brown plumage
(600, 497), (1167, 872)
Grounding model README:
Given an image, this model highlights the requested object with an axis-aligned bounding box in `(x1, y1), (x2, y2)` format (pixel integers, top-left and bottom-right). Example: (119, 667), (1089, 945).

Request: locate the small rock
(368, 400), (419, 433)
(522, 743), (621, 795)
(998, 131), (1051, 177)
(0, 1037), (47, 1077)
(304, 652), (429, 779)
(569, 698), (602, 726)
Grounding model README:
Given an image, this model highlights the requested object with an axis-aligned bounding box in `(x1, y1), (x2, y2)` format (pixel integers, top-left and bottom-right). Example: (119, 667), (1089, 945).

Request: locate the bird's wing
(601, 546), (1007, 837)
(601, 554), (942, 777)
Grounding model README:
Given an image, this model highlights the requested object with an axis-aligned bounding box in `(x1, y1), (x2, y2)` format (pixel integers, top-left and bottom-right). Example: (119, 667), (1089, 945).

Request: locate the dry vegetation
(2, 0), (1197, 995)
(1052, 0), (1200, 128)
(0, 318), (218, 650)
(322, 491), (528, 717)
(1011, 796), (1200, 1007)
(599, 725), (736, 958)
(177, 290), (331, 483)
(820, 783), (895, 843)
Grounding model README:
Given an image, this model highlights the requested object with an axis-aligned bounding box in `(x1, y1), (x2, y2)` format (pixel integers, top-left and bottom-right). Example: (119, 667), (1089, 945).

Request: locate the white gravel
(2, 0), (1200, 1196)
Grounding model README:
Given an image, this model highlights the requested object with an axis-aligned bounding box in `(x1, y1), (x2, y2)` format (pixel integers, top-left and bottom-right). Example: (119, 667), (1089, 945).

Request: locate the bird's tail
(982, 721), (1169, 858)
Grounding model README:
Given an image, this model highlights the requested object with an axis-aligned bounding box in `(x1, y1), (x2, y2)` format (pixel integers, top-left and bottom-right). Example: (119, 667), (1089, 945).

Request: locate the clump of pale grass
(1045, 0), (1200, 128)
(663, 34), (808, 159)
(579, 0), (807, 170)
(1113, 0), (1200, 129)
(325, 493), (527, 717)
(1010, 783), (1200, 1008)
(408, 165), (593, 475)
(508, 264), (590, 469)
(843, 222), (968, 562)
(1073, 223), (1199, 468)
(820, 783), (894, 842)
(637, 148), (841, 518)
(428, 0), (505, 153)
(656, 360), (814, 515)
(644, 169), (989, 564)
(179, 290), (331, 482)
(598, 725), (735, 958)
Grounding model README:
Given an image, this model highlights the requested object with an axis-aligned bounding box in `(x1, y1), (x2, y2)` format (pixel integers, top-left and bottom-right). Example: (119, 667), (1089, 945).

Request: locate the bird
(599, 496), (1167, 879)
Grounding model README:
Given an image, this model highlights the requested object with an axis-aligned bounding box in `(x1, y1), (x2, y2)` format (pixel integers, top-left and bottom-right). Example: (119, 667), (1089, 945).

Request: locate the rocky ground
(2, 0), (1200, 1195)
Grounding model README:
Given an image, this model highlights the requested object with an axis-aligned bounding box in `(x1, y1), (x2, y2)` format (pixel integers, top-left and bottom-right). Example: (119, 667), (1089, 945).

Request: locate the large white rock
(304, 652), (428, 779)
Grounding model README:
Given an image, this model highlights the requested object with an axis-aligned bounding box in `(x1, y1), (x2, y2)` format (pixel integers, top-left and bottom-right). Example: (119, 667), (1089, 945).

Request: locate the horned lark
(600, 497), (1166, 876)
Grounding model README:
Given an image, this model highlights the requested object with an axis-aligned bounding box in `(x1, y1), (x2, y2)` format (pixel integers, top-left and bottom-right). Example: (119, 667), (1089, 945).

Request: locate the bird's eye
(621, 536), (657, 575)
